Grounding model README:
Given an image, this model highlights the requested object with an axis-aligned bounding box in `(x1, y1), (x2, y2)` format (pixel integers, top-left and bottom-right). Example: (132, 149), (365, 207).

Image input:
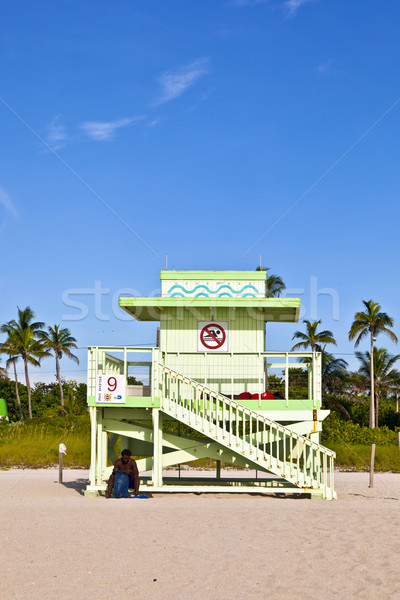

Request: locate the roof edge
(160, 270), (267, 281)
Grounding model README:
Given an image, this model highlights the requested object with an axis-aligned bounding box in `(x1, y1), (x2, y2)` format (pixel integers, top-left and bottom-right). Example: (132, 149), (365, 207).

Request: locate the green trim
(160, 270), (267, 281)
(120, 297), (300, 307)
(238, 399), (321, 411)
(88, 396), (160, 408)
(119, 296), (300, 322)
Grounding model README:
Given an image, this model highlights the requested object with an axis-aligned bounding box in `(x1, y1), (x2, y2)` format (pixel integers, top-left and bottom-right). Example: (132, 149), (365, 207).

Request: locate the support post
(123, 346), (127, 390)
(308, 364), (312, 403)
(369, 443), (376, 488)
(152, 409), (163, 487)
(285, 353), (289, 407)
(258, 352), (261, 408)
(101, 428), (108, 480)
(216, 460), (221, 480)
(96, 422), (103, 484)
(89, 406), (97, 487)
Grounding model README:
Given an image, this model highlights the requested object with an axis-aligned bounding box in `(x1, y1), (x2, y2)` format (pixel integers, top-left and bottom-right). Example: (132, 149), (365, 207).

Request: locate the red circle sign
(200, 323), (226, 350)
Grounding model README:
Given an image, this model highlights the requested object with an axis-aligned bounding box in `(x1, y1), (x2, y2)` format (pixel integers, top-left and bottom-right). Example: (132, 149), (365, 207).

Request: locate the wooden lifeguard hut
(85, 270), (336, 499)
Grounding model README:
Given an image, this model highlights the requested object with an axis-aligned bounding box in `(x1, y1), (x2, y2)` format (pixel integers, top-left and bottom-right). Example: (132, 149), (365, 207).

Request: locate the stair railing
(159, 363), (336, 500)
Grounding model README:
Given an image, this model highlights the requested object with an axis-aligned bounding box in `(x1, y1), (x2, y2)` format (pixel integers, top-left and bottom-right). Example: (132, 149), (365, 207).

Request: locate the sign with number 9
(96, 375), (126, 404)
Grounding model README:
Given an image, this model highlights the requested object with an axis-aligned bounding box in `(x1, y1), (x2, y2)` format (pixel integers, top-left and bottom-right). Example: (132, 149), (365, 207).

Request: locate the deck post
(96, 421), (102, 485)
(89, 406), (97, 487)
(101, 427), (108, 483)
(152, 408), (163, 487)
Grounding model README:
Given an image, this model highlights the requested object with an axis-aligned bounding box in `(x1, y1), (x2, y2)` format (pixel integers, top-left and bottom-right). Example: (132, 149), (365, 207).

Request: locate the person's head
(121, 449), (131, 463)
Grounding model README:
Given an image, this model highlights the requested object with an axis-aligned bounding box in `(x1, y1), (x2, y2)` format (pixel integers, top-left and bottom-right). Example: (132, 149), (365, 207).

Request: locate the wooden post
(59, 451), (63, 484)
(89, 407), (97, 487)
(216, 460), (221, 480)
(369, 443), (376, 488)
(58, 443), (66, 484)
(152, 409), (163, 488)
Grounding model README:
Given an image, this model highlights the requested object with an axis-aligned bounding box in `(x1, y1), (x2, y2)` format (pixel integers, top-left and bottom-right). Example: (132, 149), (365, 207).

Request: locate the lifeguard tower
(85, 270), (336, 499)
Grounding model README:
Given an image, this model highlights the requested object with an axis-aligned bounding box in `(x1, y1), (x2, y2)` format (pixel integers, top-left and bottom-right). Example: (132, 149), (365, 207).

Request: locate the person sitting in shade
(107, 449), (139, 498)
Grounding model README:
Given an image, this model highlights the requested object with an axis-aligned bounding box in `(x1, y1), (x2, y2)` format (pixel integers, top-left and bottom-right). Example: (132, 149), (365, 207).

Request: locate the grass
(327, 440), (400, 472)
(2, 422), (400, 472)
(0, 422), (91, 469)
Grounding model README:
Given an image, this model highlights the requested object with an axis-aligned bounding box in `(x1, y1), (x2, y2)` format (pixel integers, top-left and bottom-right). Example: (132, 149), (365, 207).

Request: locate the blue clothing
(113, 470), (131, 498)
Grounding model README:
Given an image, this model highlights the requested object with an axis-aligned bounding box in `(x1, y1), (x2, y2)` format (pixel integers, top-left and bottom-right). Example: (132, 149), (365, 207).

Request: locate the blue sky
(1, 0), (400, 382)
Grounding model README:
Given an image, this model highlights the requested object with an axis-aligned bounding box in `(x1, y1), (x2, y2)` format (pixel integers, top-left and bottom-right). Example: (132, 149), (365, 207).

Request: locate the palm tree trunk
(396, 391), (399, 413)
(370, 331), (375, 429)
(376, 392), (379, 428)
(23, 357), (32, 419)
(13, 360), (24, 422)
(55, 353), (64, 407)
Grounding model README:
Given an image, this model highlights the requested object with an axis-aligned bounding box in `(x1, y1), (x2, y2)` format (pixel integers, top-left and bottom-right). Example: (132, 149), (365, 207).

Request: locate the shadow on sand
(62, 478), (89, 496)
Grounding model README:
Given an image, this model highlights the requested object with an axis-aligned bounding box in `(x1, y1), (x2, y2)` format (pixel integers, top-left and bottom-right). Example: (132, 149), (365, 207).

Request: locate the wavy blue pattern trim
(171, 291), (257, 298)
(168, 283), (258, 295)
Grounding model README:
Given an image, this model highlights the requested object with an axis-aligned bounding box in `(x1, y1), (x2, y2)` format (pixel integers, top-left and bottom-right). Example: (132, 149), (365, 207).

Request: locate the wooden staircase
(160, 364), (336, 500)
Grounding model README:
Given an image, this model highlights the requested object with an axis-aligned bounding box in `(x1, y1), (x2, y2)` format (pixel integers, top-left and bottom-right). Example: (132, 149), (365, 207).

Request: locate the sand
(0, 469), (399, 600)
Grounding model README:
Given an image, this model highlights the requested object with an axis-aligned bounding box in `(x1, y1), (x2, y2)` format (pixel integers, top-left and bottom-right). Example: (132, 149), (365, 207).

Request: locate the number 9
(108, 377), (117, 392)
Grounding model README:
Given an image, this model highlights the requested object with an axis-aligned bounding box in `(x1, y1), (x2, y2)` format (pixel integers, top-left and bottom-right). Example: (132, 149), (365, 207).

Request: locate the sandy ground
(0, 469), (400, 600)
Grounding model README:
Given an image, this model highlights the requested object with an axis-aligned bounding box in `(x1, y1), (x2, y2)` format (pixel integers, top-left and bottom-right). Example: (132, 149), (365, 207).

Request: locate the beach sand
(0, 469), (399, 600)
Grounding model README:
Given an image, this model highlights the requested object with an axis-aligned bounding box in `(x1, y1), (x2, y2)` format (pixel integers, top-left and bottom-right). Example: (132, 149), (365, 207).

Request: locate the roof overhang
(119, 297), (301, 323)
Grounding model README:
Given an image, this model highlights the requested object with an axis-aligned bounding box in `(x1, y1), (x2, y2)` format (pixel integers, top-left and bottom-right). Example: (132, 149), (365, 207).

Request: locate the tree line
(257, 266), (399, 430)
(2, 271), (399, 430)
(0, 307), (79, 421)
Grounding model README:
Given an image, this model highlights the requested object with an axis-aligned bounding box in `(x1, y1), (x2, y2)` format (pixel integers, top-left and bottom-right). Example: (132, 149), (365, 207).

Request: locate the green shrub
(322, 411), (399, 446)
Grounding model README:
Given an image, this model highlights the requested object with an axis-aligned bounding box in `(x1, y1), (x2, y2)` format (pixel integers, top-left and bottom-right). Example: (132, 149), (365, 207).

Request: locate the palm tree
(0, 357), (8, 380)
(321, 350), (349, 395)
(256, 266), (286, 298)
(291, 319), (337, 352)
(39, 325), (79, 407)
(0, 336), (24, 421)
(348, 371), (369, 397)
(355, 347), (400, 427)
(349, 300), (398, 428)
(1, 307), (48, 419)
(389, 372), (400, 413)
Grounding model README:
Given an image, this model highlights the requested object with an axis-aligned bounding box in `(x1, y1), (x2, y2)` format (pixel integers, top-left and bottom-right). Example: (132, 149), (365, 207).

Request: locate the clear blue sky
(1, 0), (400, 382)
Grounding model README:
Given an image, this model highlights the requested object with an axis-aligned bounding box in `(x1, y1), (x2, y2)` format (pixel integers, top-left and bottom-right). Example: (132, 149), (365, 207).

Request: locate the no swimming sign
(197, 321), (229, 352)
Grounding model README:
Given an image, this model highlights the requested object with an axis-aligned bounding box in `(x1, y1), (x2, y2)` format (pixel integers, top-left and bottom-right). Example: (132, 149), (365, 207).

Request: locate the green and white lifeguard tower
(86, 270), (336, 499)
